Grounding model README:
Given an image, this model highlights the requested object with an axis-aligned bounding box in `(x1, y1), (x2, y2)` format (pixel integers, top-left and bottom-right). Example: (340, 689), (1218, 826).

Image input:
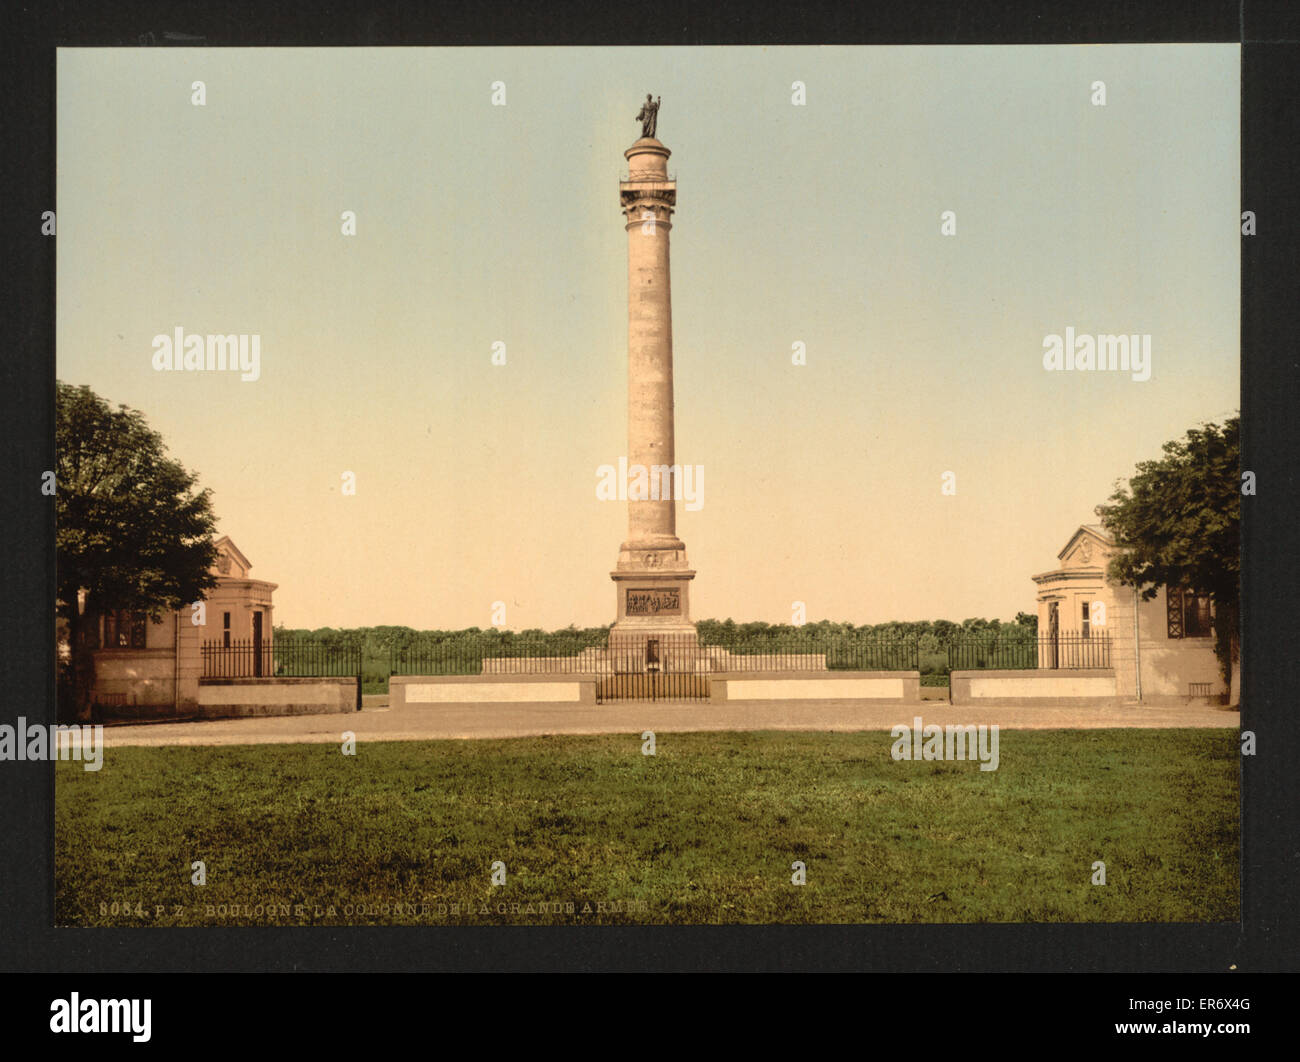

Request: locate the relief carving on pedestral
(1078, 539), (1093, 564)
(627, 587), (680, 616)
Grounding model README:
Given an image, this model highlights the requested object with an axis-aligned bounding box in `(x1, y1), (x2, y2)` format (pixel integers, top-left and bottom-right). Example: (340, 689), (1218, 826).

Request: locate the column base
(609, 566), (697, 673)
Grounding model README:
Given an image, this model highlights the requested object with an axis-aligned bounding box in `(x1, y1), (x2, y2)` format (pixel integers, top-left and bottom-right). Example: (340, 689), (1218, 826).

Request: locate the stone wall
(392, 675), (597, 707)
(710, 671), (920, 703)
(91, 648), (177, 708)
(195, 677), (357, 718)
(950, 669), (1117, 705)
(1102, 586), (1225, 702)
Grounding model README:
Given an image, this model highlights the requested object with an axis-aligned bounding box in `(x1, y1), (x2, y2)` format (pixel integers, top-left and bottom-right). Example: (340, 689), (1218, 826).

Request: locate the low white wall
(970, 676), (1114, 698)
(391, 675), (596, 707)
(711, 671), (919, 703)
(950, 669), (1116, 705)
(197, 677), (355, 717)
(405, 682), (585, 704)
(725, 677), (905, 700)
(199, 683), (338, 706)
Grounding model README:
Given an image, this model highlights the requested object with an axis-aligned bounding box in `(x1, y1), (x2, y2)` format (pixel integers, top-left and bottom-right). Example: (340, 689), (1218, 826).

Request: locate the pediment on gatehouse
(212, 535), (253, 579)
(1057, 524), (1113, 569)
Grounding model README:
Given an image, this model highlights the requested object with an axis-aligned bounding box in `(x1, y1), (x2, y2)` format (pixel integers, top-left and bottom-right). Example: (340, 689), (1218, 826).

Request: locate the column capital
(620, 182), (676, 223)
(621, 136), (675, 221)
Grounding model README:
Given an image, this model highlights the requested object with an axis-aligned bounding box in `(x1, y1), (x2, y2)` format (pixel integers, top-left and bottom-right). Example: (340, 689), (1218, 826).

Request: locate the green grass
(56, 729), (1238, 926)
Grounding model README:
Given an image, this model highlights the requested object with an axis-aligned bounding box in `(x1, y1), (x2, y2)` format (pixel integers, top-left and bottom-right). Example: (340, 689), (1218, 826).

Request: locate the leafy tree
(932, 619), (958, 642)
(1014, 611), (1038, 633)
(56, 382), (219, 718)
(1095, 416), (1240, 703)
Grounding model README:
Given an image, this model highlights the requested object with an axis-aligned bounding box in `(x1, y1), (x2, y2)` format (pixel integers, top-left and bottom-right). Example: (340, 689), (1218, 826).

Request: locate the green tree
(56, 383), (219, 718)
(932, 619), (958, 643)
(1095, 416), (1240, 704)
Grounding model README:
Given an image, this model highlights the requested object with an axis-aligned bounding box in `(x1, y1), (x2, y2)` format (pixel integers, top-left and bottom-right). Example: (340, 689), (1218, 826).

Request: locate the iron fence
(947, 632), (1110, 671)
(388, 633), (919, 676)
(699, 636), (919, 672)
(202, 639), (362, 679)
(390, 637), (609, 676)
(237, 632), (1105, 681)
(217, 630), (1112, 693)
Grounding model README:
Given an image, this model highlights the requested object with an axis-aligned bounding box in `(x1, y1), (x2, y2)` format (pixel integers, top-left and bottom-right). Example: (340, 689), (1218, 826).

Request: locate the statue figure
(636, 94), (661, 139)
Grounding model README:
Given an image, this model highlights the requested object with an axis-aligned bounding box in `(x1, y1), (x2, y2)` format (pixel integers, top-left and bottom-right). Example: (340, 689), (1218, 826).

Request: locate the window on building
(103, 610), (147, 649)
(223, 611), (231, 648)
(1080, 601), (1091, 638)
(1167, 588), (1213, 639)
(1186, 593), (1212, 637)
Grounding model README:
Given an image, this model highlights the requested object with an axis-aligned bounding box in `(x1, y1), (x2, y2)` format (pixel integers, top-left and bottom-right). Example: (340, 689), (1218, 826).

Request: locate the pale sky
(57, 45), (1240, 631)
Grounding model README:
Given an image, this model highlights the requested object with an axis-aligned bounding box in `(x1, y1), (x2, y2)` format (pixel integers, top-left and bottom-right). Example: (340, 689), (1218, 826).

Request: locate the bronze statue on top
(637, 94), (661, 139)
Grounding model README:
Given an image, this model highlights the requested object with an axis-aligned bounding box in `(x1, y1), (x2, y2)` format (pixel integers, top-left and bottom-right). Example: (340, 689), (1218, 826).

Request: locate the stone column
(611, 136), (696, 639)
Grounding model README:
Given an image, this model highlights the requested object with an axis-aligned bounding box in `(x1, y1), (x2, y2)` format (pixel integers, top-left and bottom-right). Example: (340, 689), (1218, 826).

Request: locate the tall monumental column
(610, 101), (697, 644)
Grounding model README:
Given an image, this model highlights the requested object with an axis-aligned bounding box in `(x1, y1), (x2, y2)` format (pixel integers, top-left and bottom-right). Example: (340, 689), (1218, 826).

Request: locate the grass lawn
(56, 728), (1238, 926)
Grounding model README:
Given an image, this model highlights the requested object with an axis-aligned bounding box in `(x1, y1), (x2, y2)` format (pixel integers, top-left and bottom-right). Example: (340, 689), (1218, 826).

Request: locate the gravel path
(95, 699), (1239, 747)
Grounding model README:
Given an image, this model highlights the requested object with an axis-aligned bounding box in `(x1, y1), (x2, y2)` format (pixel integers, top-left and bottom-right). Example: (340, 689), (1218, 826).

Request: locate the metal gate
(595, 635), (711, 703)
(596, 671), (711, 703)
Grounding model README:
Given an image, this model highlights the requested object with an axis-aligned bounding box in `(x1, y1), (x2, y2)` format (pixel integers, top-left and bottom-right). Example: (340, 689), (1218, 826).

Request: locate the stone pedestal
(610, 134), (696, 643)
(610, 565), (697, 637)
